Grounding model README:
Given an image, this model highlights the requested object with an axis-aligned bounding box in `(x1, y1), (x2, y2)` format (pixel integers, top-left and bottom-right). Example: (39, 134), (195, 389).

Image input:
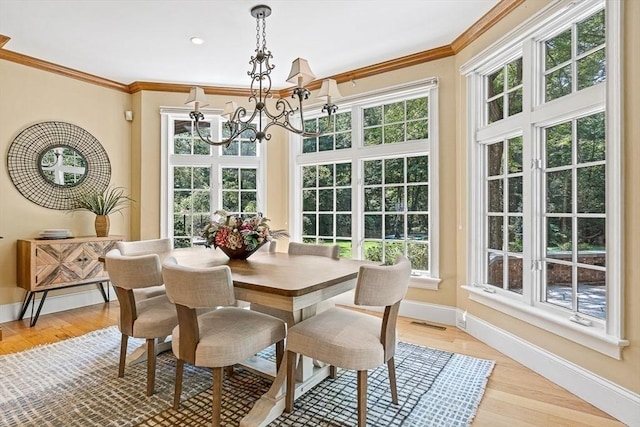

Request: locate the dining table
(166, 245), (375, 427)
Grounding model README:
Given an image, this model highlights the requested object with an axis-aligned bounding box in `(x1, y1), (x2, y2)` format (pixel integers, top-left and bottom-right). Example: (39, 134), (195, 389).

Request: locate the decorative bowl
(218, 242), (265, 260)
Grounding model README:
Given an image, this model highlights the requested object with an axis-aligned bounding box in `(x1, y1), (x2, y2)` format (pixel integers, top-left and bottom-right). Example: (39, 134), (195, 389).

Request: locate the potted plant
(71, 186), (133, 237)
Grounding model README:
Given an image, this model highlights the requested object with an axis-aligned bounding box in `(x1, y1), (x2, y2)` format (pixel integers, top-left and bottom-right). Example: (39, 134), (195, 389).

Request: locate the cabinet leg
(97, 282), (109, 302)
(30, 291), (49, 327)
(18, 291), (34, 320)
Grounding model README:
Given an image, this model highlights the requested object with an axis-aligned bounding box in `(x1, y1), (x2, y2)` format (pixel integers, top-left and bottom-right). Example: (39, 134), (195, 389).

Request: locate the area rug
(0, 326), (494, 426)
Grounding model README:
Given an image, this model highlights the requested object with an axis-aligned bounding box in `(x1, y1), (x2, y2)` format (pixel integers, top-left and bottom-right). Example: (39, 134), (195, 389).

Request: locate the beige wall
(0, 0), (637, 399)
(453, 0), (640, 393)
(0, 60), (131, 305)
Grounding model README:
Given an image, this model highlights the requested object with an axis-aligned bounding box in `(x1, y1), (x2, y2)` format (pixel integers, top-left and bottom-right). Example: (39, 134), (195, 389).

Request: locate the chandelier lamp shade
(185, 4), (342, 146)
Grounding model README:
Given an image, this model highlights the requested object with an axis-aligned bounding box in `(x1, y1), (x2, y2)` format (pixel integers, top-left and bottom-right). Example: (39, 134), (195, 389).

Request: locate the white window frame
(160, 107), (267, 243)
(289, 78), (440, 287)
(461, 0), (627, 358)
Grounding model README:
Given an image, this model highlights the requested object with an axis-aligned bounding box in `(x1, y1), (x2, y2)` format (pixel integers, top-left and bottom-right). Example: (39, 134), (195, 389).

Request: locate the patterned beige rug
(0, 326), (494, 426)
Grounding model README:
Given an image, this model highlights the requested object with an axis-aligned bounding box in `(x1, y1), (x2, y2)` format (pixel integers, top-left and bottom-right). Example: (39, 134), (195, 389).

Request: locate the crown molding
(0, 0), (524, 95)
(0, 44), (129, 92)
(451, 0), (526, 53)
(128, 81), (252, 97)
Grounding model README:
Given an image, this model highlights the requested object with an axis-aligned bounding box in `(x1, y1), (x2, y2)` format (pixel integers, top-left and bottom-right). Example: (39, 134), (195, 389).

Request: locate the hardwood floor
(0, 301), (623, 426)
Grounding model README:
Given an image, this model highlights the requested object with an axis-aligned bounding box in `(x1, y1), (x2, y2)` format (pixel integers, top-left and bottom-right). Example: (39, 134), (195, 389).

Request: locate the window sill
(409, 275), (441, 290)
(461, 285), (628, 359)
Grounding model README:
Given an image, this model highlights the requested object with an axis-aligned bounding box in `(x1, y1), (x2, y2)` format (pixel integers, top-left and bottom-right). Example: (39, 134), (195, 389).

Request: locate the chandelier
(185, 4), (342, 146)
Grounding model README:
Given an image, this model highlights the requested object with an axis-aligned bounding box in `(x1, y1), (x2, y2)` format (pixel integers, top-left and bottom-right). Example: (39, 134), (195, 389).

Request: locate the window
(161, 109), (265, 248)
(462, 0), (625, 357)
(291, 79), (439, 283)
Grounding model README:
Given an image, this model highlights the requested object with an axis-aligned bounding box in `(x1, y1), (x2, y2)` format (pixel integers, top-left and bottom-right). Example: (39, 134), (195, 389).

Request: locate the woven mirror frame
(7, 121), (111, 210)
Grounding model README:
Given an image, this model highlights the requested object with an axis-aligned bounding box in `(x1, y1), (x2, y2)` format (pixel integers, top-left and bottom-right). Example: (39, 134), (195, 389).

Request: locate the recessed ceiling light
(190, 37), (204, 45)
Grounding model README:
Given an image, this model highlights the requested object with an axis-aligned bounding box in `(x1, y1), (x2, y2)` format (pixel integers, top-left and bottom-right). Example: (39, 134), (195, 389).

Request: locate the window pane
(364, 160), (382, 185)
(577, 49), (606, 90)
(302, 189), (316, 211)
(318, 164), (333, 187)
(364, 214), (382, 238)
(222, 191), (239, 212)
(384, 123), (405, 144)
(577, 267), (605, 319)
(364, 106), (382, 126)
(364, 127), (382, 146)
(488, 216), (503, 250)
(174, 167), (191, 189)
(335, 132), (351, 149)
(303, 214), (316, 235)
(407, 156), (428, 182)
(336, 214), (351, 237)
(546, 122), (572, 168)
(546, 64), (572, 102)
(336, 188), (351, 211)
(577, 165), (605, 213)
(364, 241), (383, 262)
(545, 29), (572, 69)
(578, 218), (605, 263)
(302, 165), (316, 188)
(545, 262), (573, 311)
(223, 141), (239, 156)
(241, 141), (257, 156)
(406, 97), (428, 120)
(384, 101), (405, 123)
(507, 255), (523, 294)
(408, 242), (429, 271)
(488, 69), (504, 98)
(303, 137), (316, 153)
(508, 88), (523, 116)
(385, 214), (404, 239)
(488, 179), (503, 212)
(385, 158), (404, 184)
(318, 189), (334, 211)
(222, 168), (239, 189)
(577, 112), (605, 163)
(508, 136), (523, 173)
(577, 10), (605, 55)
(488, 142), (504, 176)
(240, 169), (256, 189)
(407, 119), (428, 140)
(318, 214), (333, 236)
(335, 111), (351, 131)
(547, 217), (572, 252)
(407, 184), (428, 211)
(546, 170), (572, 213)
(507, 58), (523, 88)
(487, 252), (503, 287)
(407, 214), (428, 240)
(241, 192), (256, 213)
(364, 188), (382, 211)
(319, 135), (334, 151)
(508, 217), (523, 252)
(385, 187), (404, 212)
(508, 177), (522, 213)
(335, 163), (351, 186)
(488, 97), (504, 123)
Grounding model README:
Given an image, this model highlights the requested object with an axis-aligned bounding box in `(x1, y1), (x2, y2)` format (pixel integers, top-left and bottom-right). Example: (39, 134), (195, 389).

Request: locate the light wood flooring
(0, 301), (623, 426)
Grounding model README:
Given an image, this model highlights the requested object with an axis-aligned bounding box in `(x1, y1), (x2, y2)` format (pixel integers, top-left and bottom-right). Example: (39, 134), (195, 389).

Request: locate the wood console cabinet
(17, 235), (123, 326)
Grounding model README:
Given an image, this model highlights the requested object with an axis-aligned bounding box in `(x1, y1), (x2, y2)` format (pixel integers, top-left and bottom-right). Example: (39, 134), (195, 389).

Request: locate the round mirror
(38, 145), (88, 187)
(7, 121), (111, 210)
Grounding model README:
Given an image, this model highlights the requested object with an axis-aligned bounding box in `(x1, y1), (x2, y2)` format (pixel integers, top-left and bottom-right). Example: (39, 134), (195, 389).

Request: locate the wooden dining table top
(167, 246), (374, 297)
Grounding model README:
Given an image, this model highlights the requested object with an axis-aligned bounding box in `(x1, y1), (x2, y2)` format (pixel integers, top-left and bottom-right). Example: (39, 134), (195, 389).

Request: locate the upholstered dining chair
(285, 255), (411, 427)
(104, 249), (178, 396)
(162, 257), (287, 427)
(116, 238), (172, 301)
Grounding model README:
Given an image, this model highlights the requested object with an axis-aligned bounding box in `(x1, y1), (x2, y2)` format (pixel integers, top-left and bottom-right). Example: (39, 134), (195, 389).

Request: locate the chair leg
(330, 365), (337, 379)
(212, 367), (223, 427)
(118, 334), (128, 377)
(357, 370), (367, 427)
(285, 351), (296, 413)
(387, 357), (398, 404)
(225, 365), (234, 377)
(275, 340), (285, 369)
(146, 338), (156, 396)
(174, 359), (184, 410)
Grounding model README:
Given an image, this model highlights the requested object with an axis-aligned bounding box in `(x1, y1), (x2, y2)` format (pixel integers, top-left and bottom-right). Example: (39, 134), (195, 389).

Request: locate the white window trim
(289, 78), (440, 285)
(461, 0), (627, 358)
(160, 107), (267, 241)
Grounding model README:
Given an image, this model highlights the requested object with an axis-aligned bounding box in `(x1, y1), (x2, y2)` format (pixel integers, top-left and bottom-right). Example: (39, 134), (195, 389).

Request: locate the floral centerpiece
(201, 210), (288, 260)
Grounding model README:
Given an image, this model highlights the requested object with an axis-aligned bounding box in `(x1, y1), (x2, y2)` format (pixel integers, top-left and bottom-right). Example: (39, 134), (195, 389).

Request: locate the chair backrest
(288, 242), (339, 259)
(117, 238), (173, 258)
(354, 255), (411, 307)
(162, 257), (235, 309)
(104, 249), (163, 290)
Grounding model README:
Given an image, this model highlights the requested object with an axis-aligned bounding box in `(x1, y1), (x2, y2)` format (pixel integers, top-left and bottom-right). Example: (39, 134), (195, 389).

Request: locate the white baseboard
(460, 310), (639, 426)
(0, 285), (116, 324)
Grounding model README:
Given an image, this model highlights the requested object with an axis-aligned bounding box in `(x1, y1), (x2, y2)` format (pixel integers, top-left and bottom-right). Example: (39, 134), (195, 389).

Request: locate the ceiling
(0, 0), (500, 89)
